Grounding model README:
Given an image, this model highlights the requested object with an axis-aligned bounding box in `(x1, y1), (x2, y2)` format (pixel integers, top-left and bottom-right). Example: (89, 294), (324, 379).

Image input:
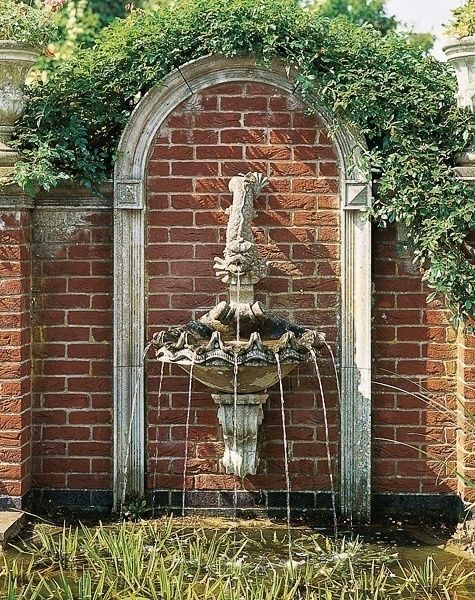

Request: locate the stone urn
(0, 41), (39, 175)
(443, 36), (475, 176)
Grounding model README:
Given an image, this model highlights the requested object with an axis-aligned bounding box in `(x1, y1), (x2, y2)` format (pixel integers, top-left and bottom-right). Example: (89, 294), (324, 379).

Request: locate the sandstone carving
(153, 173), (326, 477)
(214, 172), (269, 286)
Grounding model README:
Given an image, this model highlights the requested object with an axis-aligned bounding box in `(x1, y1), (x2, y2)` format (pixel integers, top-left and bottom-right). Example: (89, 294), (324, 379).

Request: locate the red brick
(196, 146), (243, 160)
(244, 113), (291, 128)
(220, 129), (267, 144)
(171, 130), (218, 145)
(43, 458), (90, 473)
(220, 96), (267, 111)
(150, 145), (193, 160)
(195, 112), (241, 128)
(148, 178), (193, 193)
(245, 145), (292, 161)
(171, 162), (219, 176)
(148, 244), (193, 260)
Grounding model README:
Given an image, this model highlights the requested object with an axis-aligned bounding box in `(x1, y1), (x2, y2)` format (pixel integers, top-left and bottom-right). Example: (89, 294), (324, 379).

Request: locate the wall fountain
(152, 172), (326, 478)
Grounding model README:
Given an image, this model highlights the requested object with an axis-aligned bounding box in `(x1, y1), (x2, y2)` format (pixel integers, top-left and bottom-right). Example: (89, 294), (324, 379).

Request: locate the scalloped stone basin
(178, 362), (298, 394)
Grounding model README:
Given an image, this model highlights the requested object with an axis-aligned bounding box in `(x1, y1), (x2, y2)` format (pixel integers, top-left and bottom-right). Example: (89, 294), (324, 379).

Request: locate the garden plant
(0, 518), (473, 599)
(5, 0), (475, 325)
(0, 0), (63, 48)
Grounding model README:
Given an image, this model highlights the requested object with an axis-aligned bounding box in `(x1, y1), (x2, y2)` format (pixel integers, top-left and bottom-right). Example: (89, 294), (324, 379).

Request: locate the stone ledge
(0, 512), (25, 549)
(35, 181), (113, 209)
(0, 183), (34, 209)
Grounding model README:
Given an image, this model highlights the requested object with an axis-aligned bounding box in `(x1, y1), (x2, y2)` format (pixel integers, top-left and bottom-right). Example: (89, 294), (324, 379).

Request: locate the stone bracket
(212, 393), (268, 478)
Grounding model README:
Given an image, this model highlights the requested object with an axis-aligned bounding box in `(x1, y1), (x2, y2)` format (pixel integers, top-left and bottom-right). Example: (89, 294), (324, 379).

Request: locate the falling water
(121, 341), (153, 512)
(152, 360), (165, 518)
(182, 353), (196, 517)
(310, 349), (338, 537)
(275, 353), (292, 562)
(233, 352), (239, 516)
(324, 342), (350, 533)
(236, 269), (241, 343)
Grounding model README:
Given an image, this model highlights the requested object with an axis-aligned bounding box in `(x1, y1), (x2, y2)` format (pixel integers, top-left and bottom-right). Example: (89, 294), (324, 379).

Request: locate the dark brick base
(149, 490), (334, 519)
(19, 489), (463, 524)
(372, 493), (464, 524)
(26, 489), (113, 518)
(0, 495), (22, 511)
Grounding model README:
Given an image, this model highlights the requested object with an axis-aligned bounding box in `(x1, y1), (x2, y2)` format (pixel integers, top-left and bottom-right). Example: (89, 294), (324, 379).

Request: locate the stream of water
(152, 360), (165, 518)
(310, 349), (338, 538)
(275, 352), (293, 562)
(182, 353), (196, 517)
(236, 270), (241, 343)
(233, 352), (239, 516)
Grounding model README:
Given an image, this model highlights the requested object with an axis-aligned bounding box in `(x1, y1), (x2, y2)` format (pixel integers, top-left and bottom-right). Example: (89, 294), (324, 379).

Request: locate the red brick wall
(146, 82), (340, 493)
(31, 209), (113, 491)
(0, 210), (32, 502)
(0, 84), (462, 505)
(372, 225), (457, 494)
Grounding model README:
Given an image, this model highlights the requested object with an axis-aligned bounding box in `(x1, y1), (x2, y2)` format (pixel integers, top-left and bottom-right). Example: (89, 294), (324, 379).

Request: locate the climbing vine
(10, 0), (475, 321)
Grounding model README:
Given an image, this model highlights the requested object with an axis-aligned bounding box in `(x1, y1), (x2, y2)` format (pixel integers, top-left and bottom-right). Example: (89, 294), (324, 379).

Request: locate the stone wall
(0, 206), (32, 507)
(0, 76), (465, 517)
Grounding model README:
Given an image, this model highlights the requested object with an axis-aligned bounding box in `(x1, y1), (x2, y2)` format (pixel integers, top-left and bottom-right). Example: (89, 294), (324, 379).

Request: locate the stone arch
(113, 55), (372, 522)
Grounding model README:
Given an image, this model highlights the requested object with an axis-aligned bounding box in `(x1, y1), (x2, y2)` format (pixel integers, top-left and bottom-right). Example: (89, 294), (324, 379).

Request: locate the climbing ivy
(10, 0), (475, 321)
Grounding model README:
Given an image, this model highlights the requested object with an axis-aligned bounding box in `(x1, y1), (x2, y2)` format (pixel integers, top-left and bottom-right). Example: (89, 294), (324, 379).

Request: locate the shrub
(0, 0), (62, 48)
(10, 0), (475, 321)
(446, 0), (475, 39)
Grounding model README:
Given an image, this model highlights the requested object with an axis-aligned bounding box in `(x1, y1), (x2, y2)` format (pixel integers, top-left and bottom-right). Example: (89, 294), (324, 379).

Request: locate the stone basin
(178, 362), (298, 394)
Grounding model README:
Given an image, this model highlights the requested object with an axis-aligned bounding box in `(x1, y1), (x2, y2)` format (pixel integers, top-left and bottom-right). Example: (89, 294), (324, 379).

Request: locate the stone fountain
(152, 172), (326, 478)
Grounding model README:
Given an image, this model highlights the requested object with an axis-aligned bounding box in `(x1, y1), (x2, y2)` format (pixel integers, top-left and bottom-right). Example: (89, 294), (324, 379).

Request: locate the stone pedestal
(212, 393), (268, 477)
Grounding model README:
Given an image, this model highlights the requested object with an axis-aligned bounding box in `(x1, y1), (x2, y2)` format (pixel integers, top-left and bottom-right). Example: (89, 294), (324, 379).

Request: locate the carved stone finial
(214, 172), (268, 292)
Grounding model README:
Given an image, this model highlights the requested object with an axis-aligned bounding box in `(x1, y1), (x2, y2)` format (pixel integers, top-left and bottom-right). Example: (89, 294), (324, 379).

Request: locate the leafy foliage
(11, 0), (475, 321)
(306, 0), (397, 34)
(0, 0), (58, 47)
(446, 0), (475, 39)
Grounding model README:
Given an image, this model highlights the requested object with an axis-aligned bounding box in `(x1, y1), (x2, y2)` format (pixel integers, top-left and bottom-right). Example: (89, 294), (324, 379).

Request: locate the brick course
(31, 209), (113, 491)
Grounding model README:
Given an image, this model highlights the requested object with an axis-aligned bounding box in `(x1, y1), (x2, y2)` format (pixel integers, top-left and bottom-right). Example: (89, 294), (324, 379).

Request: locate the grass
(0, 517), (473, 599)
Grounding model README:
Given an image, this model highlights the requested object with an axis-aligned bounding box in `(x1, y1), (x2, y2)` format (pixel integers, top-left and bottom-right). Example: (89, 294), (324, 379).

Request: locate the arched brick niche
(113, 56), (371, 521)
(145, 82), (341, 504)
